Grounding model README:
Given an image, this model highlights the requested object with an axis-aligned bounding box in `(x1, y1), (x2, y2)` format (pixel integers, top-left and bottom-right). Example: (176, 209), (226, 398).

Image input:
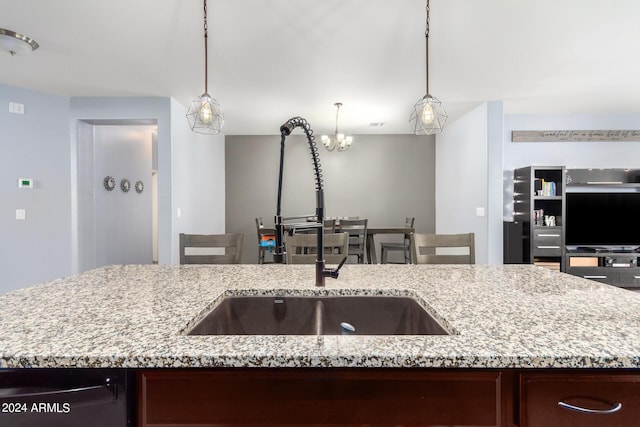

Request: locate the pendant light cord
(203, 0), (209, 95)
(425, 0), (430, 95)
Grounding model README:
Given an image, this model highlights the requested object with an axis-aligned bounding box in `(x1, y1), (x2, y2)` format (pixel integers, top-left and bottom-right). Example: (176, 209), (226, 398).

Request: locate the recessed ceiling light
(0, 28), (39, 56)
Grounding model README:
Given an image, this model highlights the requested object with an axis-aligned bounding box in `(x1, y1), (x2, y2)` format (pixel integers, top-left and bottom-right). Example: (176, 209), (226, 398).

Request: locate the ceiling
(2, 0), (639, 135)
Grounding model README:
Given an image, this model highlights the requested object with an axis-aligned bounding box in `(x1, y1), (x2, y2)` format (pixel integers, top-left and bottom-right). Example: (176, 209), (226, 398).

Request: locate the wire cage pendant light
(410, 0), (447, 135)
(321, 102), (353, 152)
(186, 0), (224, 135)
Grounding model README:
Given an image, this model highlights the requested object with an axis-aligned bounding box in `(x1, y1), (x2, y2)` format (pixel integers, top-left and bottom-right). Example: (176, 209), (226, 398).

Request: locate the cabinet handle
(584, 275), (607, 279)
(558, 400), (622, 414)
(537, 245), (560, 249)
(537, 234), (560, 237)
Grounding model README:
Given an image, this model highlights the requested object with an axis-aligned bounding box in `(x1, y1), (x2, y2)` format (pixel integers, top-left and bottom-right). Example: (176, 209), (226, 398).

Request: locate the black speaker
(503, 221), (524, 264)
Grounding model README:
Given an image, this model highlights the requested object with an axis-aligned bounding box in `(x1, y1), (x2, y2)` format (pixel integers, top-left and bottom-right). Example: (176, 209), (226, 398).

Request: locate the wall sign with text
(512, 130), (640, 142)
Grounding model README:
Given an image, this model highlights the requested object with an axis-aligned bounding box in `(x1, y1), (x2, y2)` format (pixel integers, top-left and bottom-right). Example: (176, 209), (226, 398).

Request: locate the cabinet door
(140, 369), (504, 427)
(521, 373), (640, 427)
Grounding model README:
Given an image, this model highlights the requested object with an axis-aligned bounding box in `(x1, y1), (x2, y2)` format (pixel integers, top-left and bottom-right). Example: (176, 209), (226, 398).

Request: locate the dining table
(365, 226), (415, 264)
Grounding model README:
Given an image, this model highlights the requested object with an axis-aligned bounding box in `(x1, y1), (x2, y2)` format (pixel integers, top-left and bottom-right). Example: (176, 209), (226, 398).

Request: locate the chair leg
(381, 247), (387, 264)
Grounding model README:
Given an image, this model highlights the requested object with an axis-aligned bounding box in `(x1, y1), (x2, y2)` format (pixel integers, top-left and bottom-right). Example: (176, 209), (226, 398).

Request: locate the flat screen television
(566, 192), (640, 247)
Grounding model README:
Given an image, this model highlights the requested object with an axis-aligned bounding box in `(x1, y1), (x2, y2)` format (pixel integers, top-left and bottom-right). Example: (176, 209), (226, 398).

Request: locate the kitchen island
(1, 264), (639, 426)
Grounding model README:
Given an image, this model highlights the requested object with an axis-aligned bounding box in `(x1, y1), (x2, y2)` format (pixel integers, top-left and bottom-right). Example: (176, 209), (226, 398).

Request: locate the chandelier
(409, 0), (447, 135)
(186, 0), (224, 134)
(321, 103), (353, 152)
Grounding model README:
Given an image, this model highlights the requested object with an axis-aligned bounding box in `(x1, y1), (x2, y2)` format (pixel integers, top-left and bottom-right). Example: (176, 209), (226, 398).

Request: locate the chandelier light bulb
(421, 103), (435, 125)
(199, 100), (214, 124)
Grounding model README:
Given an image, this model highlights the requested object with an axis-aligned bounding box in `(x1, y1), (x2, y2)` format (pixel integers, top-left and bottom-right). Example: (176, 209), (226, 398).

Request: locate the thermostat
(18, 178), (33, 188)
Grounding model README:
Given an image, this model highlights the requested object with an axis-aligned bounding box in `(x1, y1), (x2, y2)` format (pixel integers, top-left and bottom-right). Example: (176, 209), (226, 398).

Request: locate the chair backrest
(338, 219), (368, 256)
(410, 232), (475, 264)
(286, 232), (348, 264)
(403, 217), (416, 242)
(180, 233), (244, 264)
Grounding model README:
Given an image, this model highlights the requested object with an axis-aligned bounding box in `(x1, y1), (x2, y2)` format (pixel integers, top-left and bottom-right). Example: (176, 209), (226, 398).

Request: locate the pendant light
(321, 102), (353, 152)
(410, 0), (447, 135)
(186, 0), (224, 134)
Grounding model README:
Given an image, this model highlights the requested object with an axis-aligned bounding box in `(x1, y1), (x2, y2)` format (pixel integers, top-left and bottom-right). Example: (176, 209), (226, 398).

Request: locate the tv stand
(566, 250), (640, 289)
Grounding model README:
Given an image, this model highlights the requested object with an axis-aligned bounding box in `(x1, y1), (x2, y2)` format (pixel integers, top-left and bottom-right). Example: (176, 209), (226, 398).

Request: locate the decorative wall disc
(120, 178), (131, 193)
(135, 180), (144, 193)
(103, 176), (116, 191)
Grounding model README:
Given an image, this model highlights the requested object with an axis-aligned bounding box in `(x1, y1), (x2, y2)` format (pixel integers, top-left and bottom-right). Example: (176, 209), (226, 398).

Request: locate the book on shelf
(534, 259), (561, 271)
(534, 178), (557, 197)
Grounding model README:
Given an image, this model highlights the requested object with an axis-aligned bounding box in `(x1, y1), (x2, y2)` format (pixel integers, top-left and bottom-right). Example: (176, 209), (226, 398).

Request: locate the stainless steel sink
(186, 296), (450, 336)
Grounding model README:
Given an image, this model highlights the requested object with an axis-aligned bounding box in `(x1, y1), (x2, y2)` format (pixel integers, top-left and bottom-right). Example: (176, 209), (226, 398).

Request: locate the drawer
(566, 267), (616, 284)
(532, 228), (561, 256)
(616, 270), (640, 288)
(521, 373), (640, 427)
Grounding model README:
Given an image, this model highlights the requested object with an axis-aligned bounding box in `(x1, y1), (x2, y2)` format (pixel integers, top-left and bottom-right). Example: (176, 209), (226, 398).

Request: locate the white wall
(435, 103), (490, 264)
(70, 97), (173, 267)
(170, 98), (226, 263)
(93, 125), (154, 266)
(503, 113), (640, 219)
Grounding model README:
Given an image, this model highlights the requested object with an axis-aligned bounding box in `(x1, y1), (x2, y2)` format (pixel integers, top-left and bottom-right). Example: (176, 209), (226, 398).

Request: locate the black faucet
(273, 117), (346, 286)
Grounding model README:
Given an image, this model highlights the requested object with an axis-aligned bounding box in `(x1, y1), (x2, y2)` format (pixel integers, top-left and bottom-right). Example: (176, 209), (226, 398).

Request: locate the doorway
(74, 119), (158, 272)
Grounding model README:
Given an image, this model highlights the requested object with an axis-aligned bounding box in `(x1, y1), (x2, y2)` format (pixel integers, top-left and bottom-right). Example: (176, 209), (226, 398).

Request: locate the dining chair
(338, 218), (368, 264)
(286, 232), (349, 265)
(380, 217), (415, 264)
(410, 232), (475, 264)
(323, 218), (336, 233)
(255, 217), (276, 264)
(179, 233), (244, 264)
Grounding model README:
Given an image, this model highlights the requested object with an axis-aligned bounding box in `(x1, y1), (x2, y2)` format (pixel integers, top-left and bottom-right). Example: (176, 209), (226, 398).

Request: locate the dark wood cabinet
(139, 369), (512, 427)
(520, 372), (640, 427)
(138, 369), (640, 427)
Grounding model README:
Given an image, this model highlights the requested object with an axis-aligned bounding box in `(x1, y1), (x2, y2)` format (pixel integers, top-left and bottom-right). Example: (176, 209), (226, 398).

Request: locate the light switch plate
(16, 209), (26, 220)
(475, 207), (485, 217)
(9, 102), (25, 114)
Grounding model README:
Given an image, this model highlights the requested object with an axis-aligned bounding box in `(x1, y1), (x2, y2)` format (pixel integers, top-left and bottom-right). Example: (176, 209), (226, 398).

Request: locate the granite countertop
(0, 264), (639, 369)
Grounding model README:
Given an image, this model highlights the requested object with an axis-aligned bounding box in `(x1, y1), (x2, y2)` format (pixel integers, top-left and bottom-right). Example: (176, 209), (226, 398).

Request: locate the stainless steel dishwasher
(0, 369), (132, 427)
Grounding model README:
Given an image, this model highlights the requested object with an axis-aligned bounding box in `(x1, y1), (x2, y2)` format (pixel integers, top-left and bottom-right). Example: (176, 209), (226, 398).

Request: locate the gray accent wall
(0, 84), (72, 292)
(225, 134), (435, 264)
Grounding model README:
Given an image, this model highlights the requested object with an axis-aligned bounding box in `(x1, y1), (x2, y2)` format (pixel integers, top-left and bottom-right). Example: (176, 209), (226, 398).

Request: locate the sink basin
(186, 296), (450, 336)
